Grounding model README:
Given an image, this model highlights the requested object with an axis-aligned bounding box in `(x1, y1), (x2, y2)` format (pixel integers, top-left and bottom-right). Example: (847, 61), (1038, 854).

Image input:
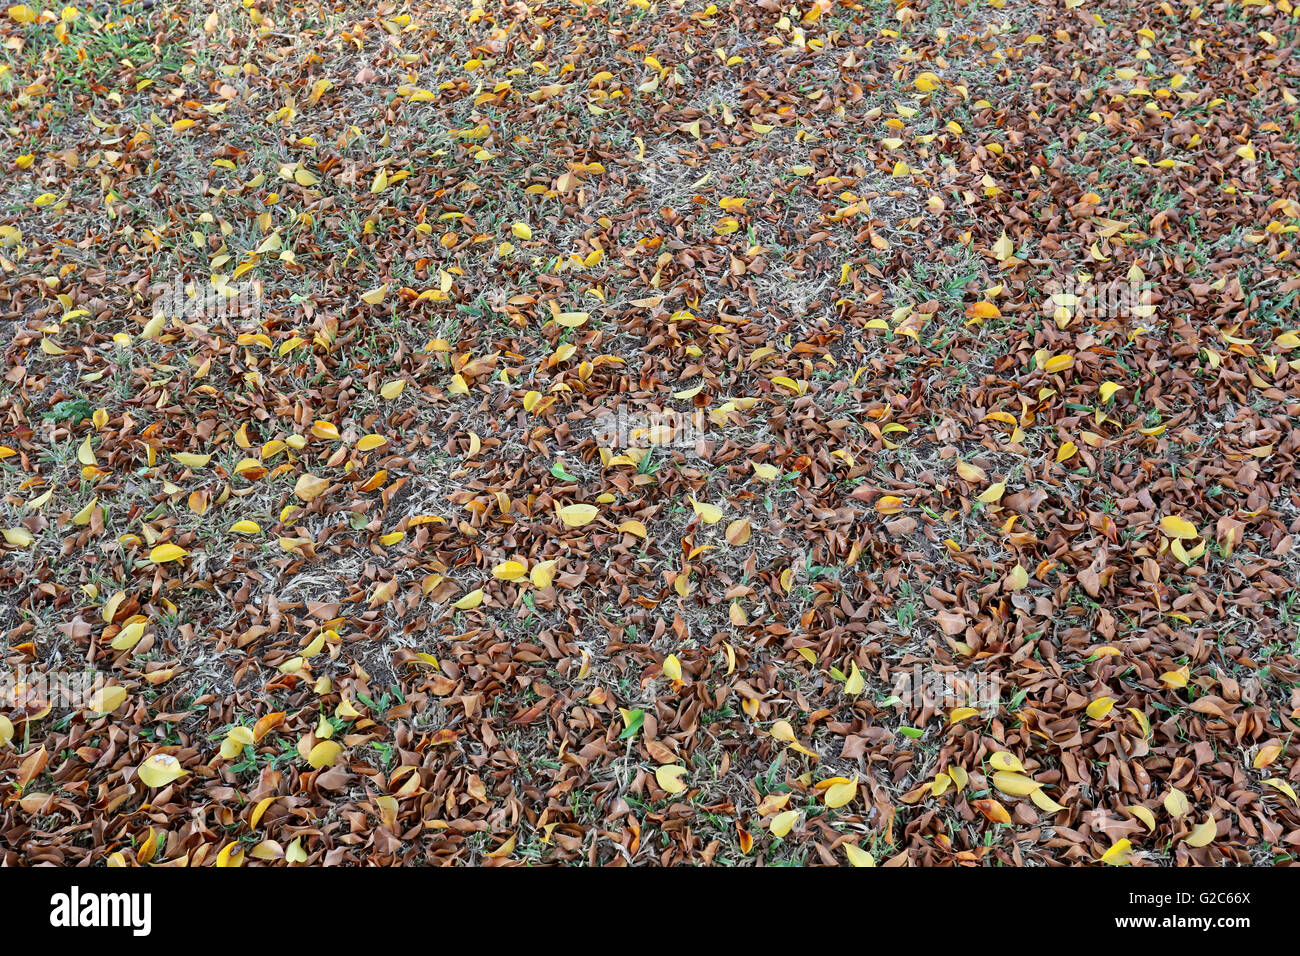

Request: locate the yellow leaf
(690, 498), (723, 524)
(286, 837), (308, 864)
(618, 519), (648, 538)
(380, 379), (406, 400)
(360, 285), (388, 306)
(769, 720), (796, 743)
(219, 726), (255, 759)
(949, 706), (979, 724)
(1253, 744), (1281, 769)
(844, 843), (875, 867)
(1183, 817), (1216, 848)
(1160, 515), (1198, 539)
(1160, 666), (1189, 689)
(824, 778), (857, 809)
(988, 752), (1025, 774)
(294, 474), (331, 502)
(511, 222), (532, 240)
(485, 832), (517, 858)
(769, 809), (800, 837)
(229, 520), (261, 534)
(655, 764), (688, 794)
(307, 740), (343, 769)
(2, 527), (34, 547)
(1030, 788), (1066, 814)
(1128, 805), (1157, 831)
(844, 661), (865, 696)
(992, 771), (1041, 796)
(1099, 381), (1123, 402)
(557, 504), (599, 527)
(1163, 787), (1190, 818)
(149, 543), (189, 563)
(977, 481), (1006, 503)
(1086, 696), (1115, 720)
(913, 71), (942, 92)
(492, 560), (528, 582)
(1005, 564), (1029, 590)
(725, 518), (752, 545)
(529, 560), (558, 589)
(875, 495), (906, 515)
(991, 231), (1015, 262)
(1100, 839), (1132, 866)
(171, 452), (210, 468)
(88, 685), (127, 715)
(1127, 707), (1151, 738)
(453, 589), (484, 610)
(663, 654), (682, 682)
(138, 753), (187, 788)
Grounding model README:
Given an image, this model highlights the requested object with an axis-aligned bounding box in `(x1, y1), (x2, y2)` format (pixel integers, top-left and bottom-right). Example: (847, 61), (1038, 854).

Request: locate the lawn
(1, 0), (1299, 866)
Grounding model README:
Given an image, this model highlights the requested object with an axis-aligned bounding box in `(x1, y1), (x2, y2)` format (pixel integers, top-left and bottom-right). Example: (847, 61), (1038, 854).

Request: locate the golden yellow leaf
(824, 778), (857, 809)
(556, 504), (599, 527)
(149, 543), (188, 563)
(844, 843), (875, 867)
(655, 764), (688, 794)
(913, 71), (941, 92)
(1030, 788), (1066, 814)
(292, 474), (328, 502)
(1100, 839), (1132, 866)
(1086, 696), (1115, 720)
(769, 809), (800, 837)
(988, 752), (1025, 774)
(1183, 817), (1216, 848)
(492, 560), (528, 582)
(993, 771), (1041, 796)
(1160, 666), (1190, 689)
(307, 740), (342, 769)
(529, 560), (558, 589)
(88, 685), (127, 715)
(690, 498), (723, 524)
(2, 527), (33, 547)
(1253, 744), (1281, 769)
(1160, 515), (1198, 540)
(844, 661), (864, 696)
(453, 589), (484, 610)
(138, 753), (187, 788)
(662, 654), (683, 682)
(1128, 805), (1157, 831)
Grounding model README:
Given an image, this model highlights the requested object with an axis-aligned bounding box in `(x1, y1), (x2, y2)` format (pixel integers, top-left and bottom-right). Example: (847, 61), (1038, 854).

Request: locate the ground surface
(1, 0), (1299, 867)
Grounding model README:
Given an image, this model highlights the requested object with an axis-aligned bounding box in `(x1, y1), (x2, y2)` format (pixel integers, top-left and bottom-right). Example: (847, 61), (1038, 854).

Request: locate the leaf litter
(1, 0), (1299, 867)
